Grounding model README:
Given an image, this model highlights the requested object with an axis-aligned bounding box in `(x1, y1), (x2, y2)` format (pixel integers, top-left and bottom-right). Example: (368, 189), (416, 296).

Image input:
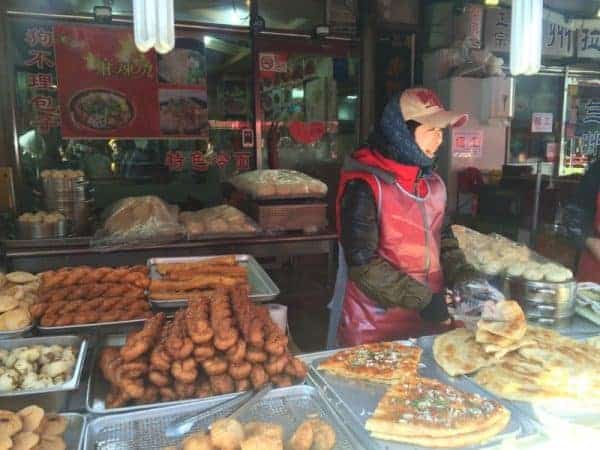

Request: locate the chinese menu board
(54, 25), (208, 139)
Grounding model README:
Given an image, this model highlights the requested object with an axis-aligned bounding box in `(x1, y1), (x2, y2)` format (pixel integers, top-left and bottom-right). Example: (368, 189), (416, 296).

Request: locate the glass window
(510, 74), (563, 165)
(259, 0), (324, 32)
(9, 18), (252, 213)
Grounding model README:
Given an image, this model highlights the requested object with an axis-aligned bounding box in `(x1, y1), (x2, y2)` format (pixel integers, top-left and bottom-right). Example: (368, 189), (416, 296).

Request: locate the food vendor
(328, 88), (479, 347)
(564, 158), (600, 283)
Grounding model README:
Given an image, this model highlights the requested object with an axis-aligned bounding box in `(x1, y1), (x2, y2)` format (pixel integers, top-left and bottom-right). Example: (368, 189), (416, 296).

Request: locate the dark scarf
(367, 94), (434, 173)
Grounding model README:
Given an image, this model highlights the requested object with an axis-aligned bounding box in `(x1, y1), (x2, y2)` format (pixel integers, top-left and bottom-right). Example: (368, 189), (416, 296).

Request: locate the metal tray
(86, 334), (242, 415)
(0, 323), (35, 339)
(37, 317), (148, 335)
(0, 335), (88, 411)
(84, 385), (363, 450)
(147, 254), (280, 306)
(63, 412), (86, 450)
(309, 340), (540, 450)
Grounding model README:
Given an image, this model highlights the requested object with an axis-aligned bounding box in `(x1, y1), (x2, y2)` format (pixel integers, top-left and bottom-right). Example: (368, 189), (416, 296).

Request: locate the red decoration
(165, 150), (184, 172)
(288, 121), (326, 145)
(233, 152), (252, 171)
(215, 152), (231, 169)
(191, 151), (208, 172)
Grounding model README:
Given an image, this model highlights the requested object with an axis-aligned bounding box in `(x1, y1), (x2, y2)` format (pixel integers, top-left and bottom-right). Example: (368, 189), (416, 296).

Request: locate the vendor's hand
(420, 293), (450, 323)
(586, 237), (600, 261)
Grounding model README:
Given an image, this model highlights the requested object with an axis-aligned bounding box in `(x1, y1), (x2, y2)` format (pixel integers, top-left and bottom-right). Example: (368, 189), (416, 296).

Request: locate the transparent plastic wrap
(229, 169), (328, 200)
(451, 225), (573, 282)
(91, 195), (185, 248)
(451, 280), (506, 330)
(179, 205), (259, 240)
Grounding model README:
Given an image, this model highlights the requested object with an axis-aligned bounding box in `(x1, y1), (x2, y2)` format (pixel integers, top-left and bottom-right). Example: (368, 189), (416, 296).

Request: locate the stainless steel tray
(63, 412), (86, 450)
(0, 323), (35, 339)
(84, 385), (363, 450)
(37, 317), (147, 335)
(0, 335), (88, 411)
(86, 334), (242, 415)
(147, 254), (280, 306)
(309, 340), (540, 450)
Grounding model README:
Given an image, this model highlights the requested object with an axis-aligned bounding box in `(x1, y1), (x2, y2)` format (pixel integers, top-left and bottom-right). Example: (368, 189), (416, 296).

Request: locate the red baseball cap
(400, 88), (468, 129)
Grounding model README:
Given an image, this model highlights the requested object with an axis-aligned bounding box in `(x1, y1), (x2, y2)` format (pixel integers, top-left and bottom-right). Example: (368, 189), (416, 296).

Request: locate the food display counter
(1, 251), (599, 450)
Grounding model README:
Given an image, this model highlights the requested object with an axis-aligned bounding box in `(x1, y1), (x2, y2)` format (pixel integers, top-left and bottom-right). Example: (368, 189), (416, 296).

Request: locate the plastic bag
(179, 205), (259, 239)
(91, 195), (185, 248)
(229, 169), (327, 200)
(451, 279), (505, 331)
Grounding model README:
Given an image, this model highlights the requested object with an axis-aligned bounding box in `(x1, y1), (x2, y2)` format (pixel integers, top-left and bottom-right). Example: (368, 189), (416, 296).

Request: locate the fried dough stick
(155, 256), (237, 274)
(149, 275), (242, 293)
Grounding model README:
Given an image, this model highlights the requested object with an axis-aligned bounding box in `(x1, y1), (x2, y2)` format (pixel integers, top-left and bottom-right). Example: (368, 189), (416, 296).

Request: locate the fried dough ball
(182, 432), (214, 450)
(240, 435), (282, 450)
(210, 418), (245, 450)
(210, 374), (235, 395)
(16, 405), (44, 432)
(288, 420), (313, 450)
(243, 422), (284, 441)
(306, 419), (336, 450)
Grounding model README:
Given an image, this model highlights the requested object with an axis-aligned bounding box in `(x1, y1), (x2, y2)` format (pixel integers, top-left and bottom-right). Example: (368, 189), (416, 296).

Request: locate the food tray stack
(43, 174), (92, 236)
(84, 385), (366, 449)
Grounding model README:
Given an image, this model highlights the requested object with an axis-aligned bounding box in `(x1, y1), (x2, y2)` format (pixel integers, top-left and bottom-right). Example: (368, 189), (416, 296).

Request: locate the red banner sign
(54, 24), (208, 139)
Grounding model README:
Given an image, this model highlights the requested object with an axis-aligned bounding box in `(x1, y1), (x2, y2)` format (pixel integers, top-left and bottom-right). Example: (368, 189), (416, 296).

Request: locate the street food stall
(1, 2), (600, 450)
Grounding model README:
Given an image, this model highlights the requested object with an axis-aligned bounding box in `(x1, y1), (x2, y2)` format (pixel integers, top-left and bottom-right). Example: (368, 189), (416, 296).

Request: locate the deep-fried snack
(120, 358), (149, 378)
(148, 290), (218, 301)
(235, 378), (251, 392)
(174, 381), (196, 399)
(228, 361), (252, 380)
(119, 377), (145, 399)
(155, 256), (237, 275)
(40, 266), (149, 290)
(270, 374), (293, 388)
(285, 359), (308, 379)
(195, 380), (213, 398)
(137, 385), (159, 404)
(214, 327), (239, 351)
(240, 435), (282, 450)
(39, 284), (145, 302)
(11, 430), (39, 450)
(264, 335), (288, 356)
(250, 364), (268, 389)
(246, 347), (268, 363)
(288, 420), (313, 450)
(226, 339), (246, 363)
(306, 419), (336, 450)
(193, 344), (216, 362)
(149, 275), (241, 293)
(159, 387), (178, 402)
(17, 405), (44, 432)
(181, 432), (214, 450)
(120, 313), (165, 362)
(150, 347), (172, 372)
(210, 374), (235, 395)
(0, 410), (22, 437)
(53, 313), (75, 327)
(39, 414), (68, 435)
(165, 265), (247, 280)
(265, 354), (289, 376)
(210, 418), (244, 450)
(244, 421), (284, 441)
(171, 358), (198, 383)
(34, 435), (67, 450)
(148, 370), (171, 387)
(202, 357), (228, 376)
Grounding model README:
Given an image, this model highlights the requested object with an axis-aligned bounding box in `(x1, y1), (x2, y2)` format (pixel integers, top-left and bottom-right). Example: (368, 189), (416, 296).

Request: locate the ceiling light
(510, 0), (543, 76)
(597, 7), (600, 17)
(484, 0), (500, 5)
(133, 0), (175, 54)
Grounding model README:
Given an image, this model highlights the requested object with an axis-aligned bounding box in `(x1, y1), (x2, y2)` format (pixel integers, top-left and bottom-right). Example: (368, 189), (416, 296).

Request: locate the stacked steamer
(31, 266), (151, 327)
(433, 301), (600, 407)
(41, 170), (91, 236)
(229, 170), (328, 233)
(98, 286), (307, 409)
(316, 342), (512, 448)
(452, 225), (576, 327)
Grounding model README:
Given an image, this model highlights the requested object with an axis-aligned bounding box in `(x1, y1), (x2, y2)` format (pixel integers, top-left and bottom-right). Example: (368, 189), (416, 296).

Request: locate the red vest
(335, 149), (450, 346)
(577, 193), (600, 283)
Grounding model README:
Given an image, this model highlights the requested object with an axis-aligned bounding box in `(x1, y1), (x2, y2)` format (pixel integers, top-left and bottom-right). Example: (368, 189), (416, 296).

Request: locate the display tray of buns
(229, 169), (328, 201)
(31, 265), (153, 332)
(0, 406), (85, 450)
(0, 272), (39, 337)
(86, 286), (307, 414)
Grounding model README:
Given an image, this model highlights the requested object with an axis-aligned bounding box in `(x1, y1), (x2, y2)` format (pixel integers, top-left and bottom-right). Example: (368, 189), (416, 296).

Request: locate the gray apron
(326, 243), (348, 349)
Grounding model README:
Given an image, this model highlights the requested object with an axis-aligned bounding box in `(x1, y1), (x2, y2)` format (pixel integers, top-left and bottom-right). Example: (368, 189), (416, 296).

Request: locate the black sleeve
(340, 180), (433, 310)
(564, 160), (600, 248)
(440, 219), (480, 286)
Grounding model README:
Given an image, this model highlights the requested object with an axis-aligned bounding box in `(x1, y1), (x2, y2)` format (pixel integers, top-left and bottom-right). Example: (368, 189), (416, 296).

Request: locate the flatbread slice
(365, 377), (510, 446)
(371, 411), (510, 448)
(481, 339), (536, 359)
(475, 328), (520, 348)
(433, 328), (497, 376)
(477, 318), (526, 341)
(317, 342), (422, 383)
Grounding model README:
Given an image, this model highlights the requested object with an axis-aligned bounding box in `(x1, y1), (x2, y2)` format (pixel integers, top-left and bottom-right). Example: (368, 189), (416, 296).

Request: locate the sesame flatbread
(317, 342), (422, 383)
(433, 328), (498, 376)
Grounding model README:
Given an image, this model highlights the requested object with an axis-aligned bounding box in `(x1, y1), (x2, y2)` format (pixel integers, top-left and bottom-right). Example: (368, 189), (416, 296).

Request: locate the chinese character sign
(578, 21), (600, 57)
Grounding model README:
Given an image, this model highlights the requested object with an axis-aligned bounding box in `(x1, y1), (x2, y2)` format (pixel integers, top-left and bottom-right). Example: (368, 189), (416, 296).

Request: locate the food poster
(54, 24), (208, 139)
